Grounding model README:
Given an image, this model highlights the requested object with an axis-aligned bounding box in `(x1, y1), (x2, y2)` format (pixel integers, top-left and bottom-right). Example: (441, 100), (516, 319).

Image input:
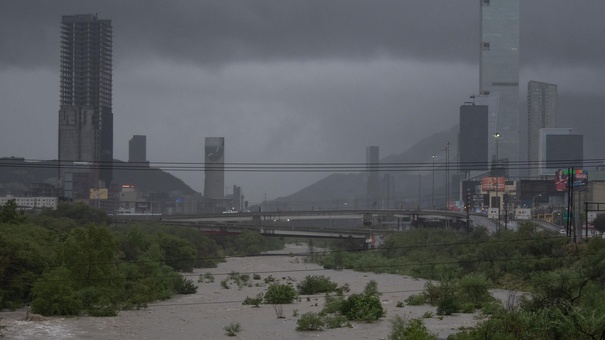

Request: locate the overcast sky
(1, 1), (604, 204)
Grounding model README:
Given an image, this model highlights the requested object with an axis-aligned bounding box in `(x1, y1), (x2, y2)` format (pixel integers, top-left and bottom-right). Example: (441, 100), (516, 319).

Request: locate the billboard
(515, 208), (532, 220)
(481, 177), (505, 192)
(89, 188), (108, 199)
(554, 169), (588, 192)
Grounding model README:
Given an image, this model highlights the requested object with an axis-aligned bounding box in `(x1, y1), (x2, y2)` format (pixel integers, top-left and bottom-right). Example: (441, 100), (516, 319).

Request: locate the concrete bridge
(111, 209), (471, 243)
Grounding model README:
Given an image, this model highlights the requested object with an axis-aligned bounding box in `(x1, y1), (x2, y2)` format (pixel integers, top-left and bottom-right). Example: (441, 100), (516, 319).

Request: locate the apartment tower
(58, 14), (113, 196)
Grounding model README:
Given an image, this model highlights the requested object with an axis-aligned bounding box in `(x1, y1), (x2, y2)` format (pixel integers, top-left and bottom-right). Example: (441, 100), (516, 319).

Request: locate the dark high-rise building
(129, 135), (147, 163)
(204, 137), (225, 199)
(58, 14), (113, 196)
(528, 81), (558, 177)
(459, 103), (489, 172)
(366, 146), (380, 208)
(539, 128), (583, 176)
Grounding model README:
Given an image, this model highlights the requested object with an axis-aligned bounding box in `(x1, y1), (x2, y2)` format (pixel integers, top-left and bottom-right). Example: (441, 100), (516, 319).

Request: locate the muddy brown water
(1, 244), (515, 339)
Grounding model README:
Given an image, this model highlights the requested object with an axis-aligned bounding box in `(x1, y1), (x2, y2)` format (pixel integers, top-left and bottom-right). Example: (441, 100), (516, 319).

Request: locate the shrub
(296, 312), (325, 331)
(322, 292), (345, 314)
(220, 279), (230, 289)
(436, 295), (460, 315)
(274, 305), (285, 318)
(363, 280), (381, 297)
(242, 293), (263, 307)
(339, 293), (385, 322)
(297, 275), (338, 295)
(223, 322), (241, 336)
(396, 301), (404, 308)
(405, 294), (426, 306)
(174, 277), (198, 294)
(388, 315), (438, 340)
(460, 302), (475, 313)
(323, 314), (350, 329)
(457, 273), (492, 307)
(264, 283), (298, 304)
(199, 272), (215, 283)
(422, 311), (433, 318)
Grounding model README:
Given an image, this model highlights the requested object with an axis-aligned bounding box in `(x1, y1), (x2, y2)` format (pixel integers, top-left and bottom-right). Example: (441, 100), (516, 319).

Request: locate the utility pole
(445, 142), (450, 228)
(432, 154), (436, 210)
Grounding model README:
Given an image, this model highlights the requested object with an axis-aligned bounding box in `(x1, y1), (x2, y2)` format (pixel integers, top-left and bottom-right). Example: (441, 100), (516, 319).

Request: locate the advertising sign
(554, 169), (588, 192)
(481, 177), (505, 192)
(515, 208), (532, 220)
(89, 188), (108, 199)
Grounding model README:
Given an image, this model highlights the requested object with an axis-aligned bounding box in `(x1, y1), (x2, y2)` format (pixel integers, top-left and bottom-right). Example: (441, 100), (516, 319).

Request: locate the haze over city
(1, 1), (605, 204)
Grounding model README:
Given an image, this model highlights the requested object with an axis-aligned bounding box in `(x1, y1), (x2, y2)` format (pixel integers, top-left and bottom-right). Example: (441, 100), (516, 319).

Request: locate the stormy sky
(1, 1), (604, 204)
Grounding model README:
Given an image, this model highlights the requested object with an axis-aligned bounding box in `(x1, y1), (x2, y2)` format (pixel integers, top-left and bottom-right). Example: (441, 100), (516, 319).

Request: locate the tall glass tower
(58, 14), (113, 195)
(480, 0), (519, 175)
(527, 81), (558, 177)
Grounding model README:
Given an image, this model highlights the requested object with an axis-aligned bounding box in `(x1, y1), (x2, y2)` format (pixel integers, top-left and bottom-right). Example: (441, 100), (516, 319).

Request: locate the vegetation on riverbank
(0, 201), (284, 317)
(313, 225), (605, 338)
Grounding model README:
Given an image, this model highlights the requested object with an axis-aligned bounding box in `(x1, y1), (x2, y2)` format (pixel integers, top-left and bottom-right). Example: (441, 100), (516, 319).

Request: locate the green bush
(242, 293), (263, 307)
(436, 295), (460, 315)
(322, 292), (345, 314)
(223, 322), (241, 336)
(388, 315), (438, 340)
(457, 273), (492, 307)
(323, 314), (350, 329)
(405, 294), (426, 306)
(460, 302), (475, 313)
(296, 312), (325, 331)
(174, 276), (198, 294)
(339, 293), (385, 322)
(297, 275), (338, 295)
(264, 283), (298, 304)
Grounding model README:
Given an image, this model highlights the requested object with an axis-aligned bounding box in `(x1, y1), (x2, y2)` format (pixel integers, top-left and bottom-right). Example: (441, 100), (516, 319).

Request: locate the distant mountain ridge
(271, 125), (459, 210)
(0, 158), (196, 195)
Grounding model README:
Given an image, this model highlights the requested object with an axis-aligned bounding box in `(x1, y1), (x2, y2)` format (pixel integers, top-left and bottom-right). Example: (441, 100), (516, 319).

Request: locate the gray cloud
(1, 1), (604, 202)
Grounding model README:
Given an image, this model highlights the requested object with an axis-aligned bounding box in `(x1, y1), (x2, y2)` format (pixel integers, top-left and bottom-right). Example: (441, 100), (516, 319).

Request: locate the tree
(592, 214), (605, 236)
(0, 199), (26, 224)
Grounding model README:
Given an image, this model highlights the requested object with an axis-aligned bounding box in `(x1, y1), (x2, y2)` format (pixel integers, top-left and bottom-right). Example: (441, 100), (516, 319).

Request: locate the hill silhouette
(271, 125), (459, 210)
(0, 158), (196, 196)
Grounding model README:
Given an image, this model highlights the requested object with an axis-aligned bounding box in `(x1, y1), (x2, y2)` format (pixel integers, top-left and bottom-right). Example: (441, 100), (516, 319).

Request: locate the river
(1, 244), (511, 339)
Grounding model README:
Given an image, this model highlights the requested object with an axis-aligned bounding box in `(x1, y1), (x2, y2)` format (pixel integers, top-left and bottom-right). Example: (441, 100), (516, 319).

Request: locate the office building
(539, 128), (583, 176)
(480, 0), (520, 174)
(459, 103), (489, 172)
(129, 135), (147, 164)
(58, 14), (113, 198)
(204, 137), (225, 199)
(528, 81), (558, 177)
(366, 146), (380, 208)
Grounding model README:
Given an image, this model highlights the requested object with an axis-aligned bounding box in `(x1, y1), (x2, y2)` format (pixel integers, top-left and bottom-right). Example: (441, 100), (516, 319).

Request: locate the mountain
(271, 125), (459, 210)
(0, 158), (196, 196)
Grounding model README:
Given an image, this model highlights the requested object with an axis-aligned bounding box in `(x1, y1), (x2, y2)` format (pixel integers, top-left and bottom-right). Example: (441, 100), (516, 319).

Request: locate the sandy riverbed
(1, 244), (509, 339)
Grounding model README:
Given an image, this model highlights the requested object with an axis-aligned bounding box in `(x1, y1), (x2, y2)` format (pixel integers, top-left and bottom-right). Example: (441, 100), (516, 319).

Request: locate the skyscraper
(58, 14), (113, 195)
(480, 0), (520, 173)
(204, 137), (225, 199)
(366, 146), (380, 208)
(128, 135), (147, 164)
(527, 81), (558, 177)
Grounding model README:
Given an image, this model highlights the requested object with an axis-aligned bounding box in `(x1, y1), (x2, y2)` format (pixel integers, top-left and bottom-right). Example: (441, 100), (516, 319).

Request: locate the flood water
(1, 244), (506, 339)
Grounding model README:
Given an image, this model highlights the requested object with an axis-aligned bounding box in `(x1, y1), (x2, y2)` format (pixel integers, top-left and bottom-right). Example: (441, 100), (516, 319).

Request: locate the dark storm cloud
(1, 0), (478, 69)
(1, 0), (604, 202)
(2, 1), (604, 69)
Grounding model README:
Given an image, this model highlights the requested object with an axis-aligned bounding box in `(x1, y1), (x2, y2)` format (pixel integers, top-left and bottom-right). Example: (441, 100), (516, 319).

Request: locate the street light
(493, 132), (501, 230)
